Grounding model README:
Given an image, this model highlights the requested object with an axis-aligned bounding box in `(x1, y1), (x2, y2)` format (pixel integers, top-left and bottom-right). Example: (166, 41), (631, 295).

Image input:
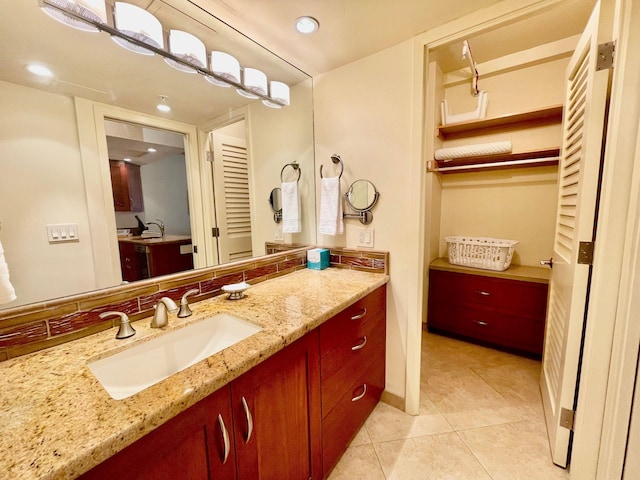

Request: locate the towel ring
(320, 154), (344, 179)
(280, 162), (301, 183)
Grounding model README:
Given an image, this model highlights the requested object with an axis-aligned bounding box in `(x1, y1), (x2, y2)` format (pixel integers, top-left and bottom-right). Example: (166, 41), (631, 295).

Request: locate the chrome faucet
(150, 297), (178, 328)
(100, 311), (136, 339)
(146, 219), (165, 237)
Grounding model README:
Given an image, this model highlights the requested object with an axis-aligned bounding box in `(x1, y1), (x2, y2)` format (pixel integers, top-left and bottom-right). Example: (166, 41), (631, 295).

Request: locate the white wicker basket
(445, 236), (518, 271)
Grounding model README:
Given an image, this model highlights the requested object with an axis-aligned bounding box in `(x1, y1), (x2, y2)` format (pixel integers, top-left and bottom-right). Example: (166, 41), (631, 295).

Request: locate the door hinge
(206, 151), (214, 162)
(560, 407), (576, 431)
(578, 241), (594, 265)
(212, 227), (220, 237)
(596, 41), (615, 70)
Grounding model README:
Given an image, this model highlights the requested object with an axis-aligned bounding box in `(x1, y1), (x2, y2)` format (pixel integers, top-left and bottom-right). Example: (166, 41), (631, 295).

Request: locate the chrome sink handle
(100, 311), (136, 339)
(178, 289), (200, 318)
(150, 297), (179, 328)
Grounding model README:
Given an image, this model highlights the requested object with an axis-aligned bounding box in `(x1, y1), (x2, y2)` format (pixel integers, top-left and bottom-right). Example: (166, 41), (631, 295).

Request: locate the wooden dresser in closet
(427, 259), (549, 356)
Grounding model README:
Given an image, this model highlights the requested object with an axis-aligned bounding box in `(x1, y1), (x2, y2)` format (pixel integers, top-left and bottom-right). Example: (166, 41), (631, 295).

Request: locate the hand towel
(318, 176), (344, 236)
(435, 141), (512, 161)
(281, 181), (301, 233)
(0, 240), (16, 304)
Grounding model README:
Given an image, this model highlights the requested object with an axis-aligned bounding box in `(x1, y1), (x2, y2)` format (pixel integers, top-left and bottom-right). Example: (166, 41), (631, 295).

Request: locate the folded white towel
(0, 241), (16, 304)
(281, 181), (301, 233)
(435, 141), (512, 161)
(318, 176), (344, 236)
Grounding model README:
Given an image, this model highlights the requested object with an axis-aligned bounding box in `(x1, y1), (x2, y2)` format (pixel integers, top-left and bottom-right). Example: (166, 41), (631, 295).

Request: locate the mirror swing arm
(39, 0), (288, 107)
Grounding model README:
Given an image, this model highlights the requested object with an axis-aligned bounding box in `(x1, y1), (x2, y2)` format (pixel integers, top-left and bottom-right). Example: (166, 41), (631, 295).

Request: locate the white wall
(0, 81), (96, 307)
(314, 41), (414, 399)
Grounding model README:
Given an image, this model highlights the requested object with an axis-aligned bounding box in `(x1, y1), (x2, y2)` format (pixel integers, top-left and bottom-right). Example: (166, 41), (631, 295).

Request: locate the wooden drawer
(322, 358), (384, 475)
(429, 270), (548, 319)
(321, 313), (385, 416)
(320, 286), (386, 358)
(428, 302), (545, 355)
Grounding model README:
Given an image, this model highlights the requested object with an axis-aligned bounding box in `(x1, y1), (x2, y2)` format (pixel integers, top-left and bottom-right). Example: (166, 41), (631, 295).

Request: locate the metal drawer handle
(351, 308), (367, 320)
(217, 414), (230, 464)
(474, 320), (489, 326)
(351, 336), (368, 351)
(352, 384), (367, 402)
(241, 396), (253, 443)
(476, 290), (491, 296)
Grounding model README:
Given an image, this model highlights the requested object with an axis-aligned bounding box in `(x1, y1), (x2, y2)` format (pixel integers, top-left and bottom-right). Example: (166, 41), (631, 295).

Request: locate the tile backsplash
(0, 246), (388, 361)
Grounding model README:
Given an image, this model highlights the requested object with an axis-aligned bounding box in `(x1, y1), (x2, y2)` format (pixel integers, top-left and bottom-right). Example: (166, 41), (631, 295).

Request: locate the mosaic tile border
(0, 246), (387, 361)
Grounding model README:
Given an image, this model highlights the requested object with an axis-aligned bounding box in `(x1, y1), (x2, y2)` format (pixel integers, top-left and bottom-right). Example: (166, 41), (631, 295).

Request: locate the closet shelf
(437, 105), (563, 138)
(428, 148), (560, 174)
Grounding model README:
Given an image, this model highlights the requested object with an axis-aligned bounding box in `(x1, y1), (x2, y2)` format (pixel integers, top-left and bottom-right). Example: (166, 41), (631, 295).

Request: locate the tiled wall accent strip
(0, 247), (387, 361)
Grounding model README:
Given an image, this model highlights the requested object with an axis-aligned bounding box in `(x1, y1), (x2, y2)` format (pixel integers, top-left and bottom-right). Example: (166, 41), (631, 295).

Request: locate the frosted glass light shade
(165, 30), (207, 72)
(236, 67), (267, 99)
(41, 0), (107, 32)
(112, 2), (163, 56)
(206, 51), (241, 87)
(263, 81), (290, 108)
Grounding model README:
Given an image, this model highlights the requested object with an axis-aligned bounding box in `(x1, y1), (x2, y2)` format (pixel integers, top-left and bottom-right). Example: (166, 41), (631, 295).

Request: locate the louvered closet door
(211, 132), (254, 263)
(540, 2), (610, 468)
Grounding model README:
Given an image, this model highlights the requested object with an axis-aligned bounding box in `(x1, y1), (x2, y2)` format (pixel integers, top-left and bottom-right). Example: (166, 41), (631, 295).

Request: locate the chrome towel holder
(280, 162), (301, 183)
(320, 154), (344, 178)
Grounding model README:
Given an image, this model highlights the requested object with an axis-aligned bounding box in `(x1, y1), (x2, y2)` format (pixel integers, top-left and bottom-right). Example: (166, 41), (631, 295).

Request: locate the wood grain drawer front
(321, 314), (385, 417)
(319, 286), (386, 358)
(322, 358), (385, 475)
(429, 270), (548, 319)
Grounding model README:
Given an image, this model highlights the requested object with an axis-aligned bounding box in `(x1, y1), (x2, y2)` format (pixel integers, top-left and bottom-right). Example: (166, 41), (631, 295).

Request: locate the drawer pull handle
(476, 291), (491, 296)
(351, 308), (367, 320)
(241, 396), (253, 443)
(351, 336), (368, 351)
(217, 414), (230, 464)
(352, 384), (367, 402)
(474, 320), (489, 327)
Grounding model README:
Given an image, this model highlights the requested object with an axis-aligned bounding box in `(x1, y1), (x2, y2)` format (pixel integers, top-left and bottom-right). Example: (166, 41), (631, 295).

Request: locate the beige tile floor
(328, 331), (570, 480)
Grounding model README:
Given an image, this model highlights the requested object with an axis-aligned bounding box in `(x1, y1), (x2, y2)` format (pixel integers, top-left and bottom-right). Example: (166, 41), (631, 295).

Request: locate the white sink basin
(88, 313), (262, 400)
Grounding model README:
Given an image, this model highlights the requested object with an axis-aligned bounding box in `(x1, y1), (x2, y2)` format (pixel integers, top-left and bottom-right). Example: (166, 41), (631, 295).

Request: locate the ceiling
(191, 0), (596, 76)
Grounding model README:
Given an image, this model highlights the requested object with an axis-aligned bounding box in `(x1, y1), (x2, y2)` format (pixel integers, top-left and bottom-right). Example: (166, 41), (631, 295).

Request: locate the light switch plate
(46, 223), (79, 243)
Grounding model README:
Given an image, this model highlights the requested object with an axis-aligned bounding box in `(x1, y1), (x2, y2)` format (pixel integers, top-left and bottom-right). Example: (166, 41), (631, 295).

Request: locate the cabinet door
(231, 331), (322, 480)
(78, 387), (236, 480)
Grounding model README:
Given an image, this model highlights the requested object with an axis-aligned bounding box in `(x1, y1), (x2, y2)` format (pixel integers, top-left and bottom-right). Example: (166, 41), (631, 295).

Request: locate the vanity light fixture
(112, 2), (163, 56)
(156, 95), (171, 112)
(263, 81), (290, 108)
(166, 30), (207, 73)
(39, 0), (291, 107)
(294, 16), (319, 34)
(39, 0), (107, 32)
(206, 51), (241, 87)
(237, 67), (267, 99)
(26, 64), (54, 78)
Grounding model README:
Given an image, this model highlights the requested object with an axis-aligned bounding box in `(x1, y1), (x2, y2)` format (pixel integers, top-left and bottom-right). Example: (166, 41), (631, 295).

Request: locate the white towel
(435, 141), (512, 161)
(0, 240), (16, 304)
(281, 181), (301, 233)
(318, 176), (344, 236)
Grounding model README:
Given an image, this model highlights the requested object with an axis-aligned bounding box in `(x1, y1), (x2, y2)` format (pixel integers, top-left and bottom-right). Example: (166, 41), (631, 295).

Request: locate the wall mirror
(344, 180), (380, 225)
(0, 0), (316, 310)
(269, 188), (283, 223)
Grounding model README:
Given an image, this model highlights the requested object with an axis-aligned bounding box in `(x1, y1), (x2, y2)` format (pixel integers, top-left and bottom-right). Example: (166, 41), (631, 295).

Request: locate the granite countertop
(117, 234), (192, 246)
(0, 268), (388, 480)
(429, 257), (550, 284)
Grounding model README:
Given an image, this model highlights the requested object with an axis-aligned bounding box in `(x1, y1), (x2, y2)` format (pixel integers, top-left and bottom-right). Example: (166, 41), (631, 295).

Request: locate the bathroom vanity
(0, 268), (388, 480)
(427, 258), (549, 356)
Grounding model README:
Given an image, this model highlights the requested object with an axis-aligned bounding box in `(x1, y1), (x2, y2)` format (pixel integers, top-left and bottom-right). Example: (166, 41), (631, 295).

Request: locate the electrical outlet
(274, 224), (284, 241)
(356, 228), (374, 247)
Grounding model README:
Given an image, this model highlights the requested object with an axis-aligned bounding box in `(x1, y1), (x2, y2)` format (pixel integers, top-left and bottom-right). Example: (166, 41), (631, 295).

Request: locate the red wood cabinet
(110, 160), (144, 212)
(319, 286), (387, 476)
(427, 269), (548, 355)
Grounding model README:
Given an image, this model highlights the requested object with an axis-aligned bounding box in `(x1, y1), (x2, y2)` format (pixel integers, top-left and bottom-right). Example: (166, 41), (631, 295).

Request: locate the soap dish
(222, 281), (250, 300)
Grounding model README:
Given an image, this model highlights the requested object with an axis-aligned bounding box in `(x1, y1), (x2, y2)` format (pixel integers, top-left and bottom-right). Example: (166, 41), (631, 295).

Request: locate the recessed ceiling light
(26, 64), (53, 78)
(294, 16), (319, 35)
(123, 157), (132, 162)
(147, 147), (157, 153)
